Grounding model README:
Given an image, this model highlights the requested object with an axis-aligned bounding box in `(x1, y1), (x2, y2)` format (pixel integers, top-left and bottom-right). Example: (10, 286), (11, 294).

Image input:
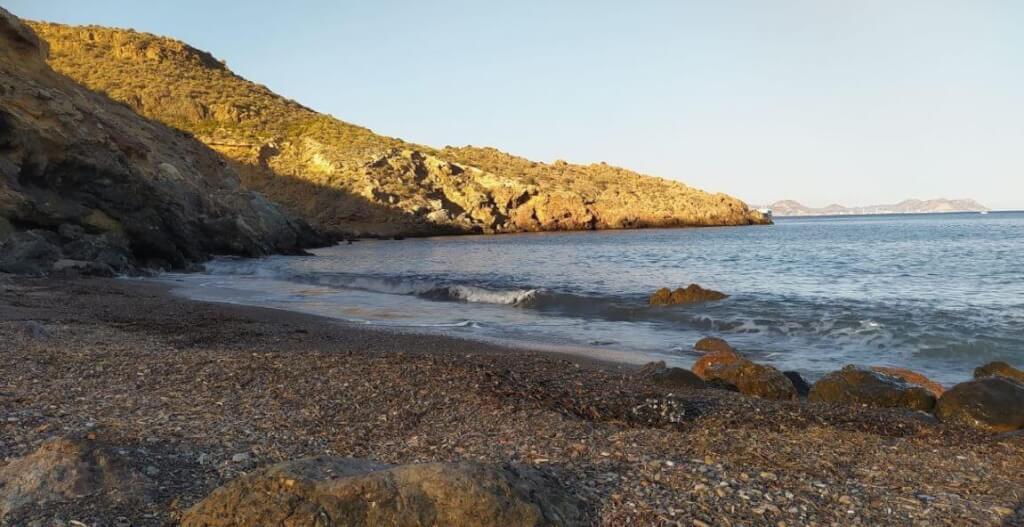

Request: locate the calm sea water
(160, 212), (1024, 385)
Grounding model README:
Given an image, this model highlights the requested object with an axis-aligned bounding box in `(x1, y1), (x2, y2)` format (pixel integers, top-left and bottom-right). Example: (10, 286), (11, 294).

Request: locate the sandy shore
(1, 275), (1022, 526)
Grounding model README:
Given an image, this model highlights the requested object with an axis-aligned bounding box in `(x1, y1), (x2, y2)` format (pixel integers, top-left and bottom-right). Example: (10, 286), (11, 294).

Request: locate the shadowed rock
(973, 361), (1024, 384)
(934, 377), (1024, 433)
(0, 437), (154, 520)
(809, 366), (936, 412)
(650, 285), (728, 306)
(181, 457), (585, 527)
(783, 371), (811, 397)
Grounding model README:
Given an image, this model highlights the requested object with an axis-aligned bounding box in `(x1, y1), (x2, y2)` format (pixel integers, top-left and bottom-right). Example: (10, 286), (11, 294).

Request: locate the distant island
(767, 198), (990, 217)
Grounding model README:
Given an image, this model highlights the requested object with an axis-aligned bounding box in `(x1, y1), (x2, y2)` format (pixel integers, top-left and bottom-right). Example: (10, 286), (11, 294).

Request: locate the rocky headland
(0, 9), (322, 276)
(27, 21), (769, 239)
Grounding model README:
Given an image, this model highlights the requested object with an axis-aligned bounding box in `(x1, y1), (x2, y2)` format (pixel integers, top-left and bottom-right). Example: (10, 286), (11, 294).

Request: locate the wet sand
(0, 275), (1021, 526)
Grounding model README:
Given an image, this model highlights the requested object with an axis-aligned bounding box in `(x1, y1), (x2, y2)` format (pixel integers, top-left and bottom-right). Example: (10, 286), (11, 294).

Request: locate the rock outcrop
(0, 10), (322, 274)
(703, 360), (797, 401)
(934, 377), (1024, 433)
(973, 361), (1024, 384)
(28, 22), (771, 239)
(694, 336), (735, 354)
(638, 361), (706, 390)
(693, 348), (745, 379)
(181, 457), (584, 527)
(870, 366), (945, 397)
(808, 366), (936, 412)
(650, 285), (729, 306)
(0, 437), (153, 521)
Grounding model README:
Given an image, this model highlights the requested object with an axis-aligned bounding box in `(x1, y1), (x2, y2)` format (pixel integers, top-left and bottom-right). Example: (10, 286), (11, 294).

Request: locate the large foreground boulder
(974, 361), (1024, 384)
(934, 377), (1024, 433)
(0, 437), (153, 520)
(638, 361), (706, 390)
(181, 457), (584, 527)
(693, 348), (744, 379)
(650, 284), (728, 306)
(809, 366), (936, 412)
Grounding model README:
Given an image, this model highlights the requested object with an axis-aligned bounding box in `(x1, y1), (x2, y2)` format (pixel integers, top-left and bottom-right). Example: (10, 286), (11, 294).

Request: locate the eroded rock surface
(870, 366), (944, 397)
(650, 285), (729, 306)
(974, 361), (1024, 384)
(694, 336), (735, 354)
(181, 457), (585, 527)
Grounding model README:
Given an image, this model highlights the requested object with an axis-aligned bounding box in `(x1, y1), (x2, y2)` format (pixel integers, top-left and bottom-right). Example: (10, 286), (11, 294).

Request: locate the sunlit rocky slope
(0, 9), (320, 274)
(30, 22), (769, 238)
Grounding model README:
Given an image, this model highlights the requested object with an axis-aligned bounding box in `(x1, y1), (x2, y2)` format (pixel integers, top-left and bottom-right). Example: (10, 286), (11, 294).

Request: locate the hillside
(28, 22), (769, 237)
(770, 199), (989, 217)
(0, 9), (320, 275)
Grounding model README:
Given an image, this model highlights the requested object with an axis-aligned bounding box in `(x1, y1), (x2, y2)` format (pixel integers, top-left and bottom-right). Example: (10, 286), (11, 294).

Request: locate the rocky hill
(770, 199), (989, 217)
(0, 9), (321, 275)
(28, 22), (769, 238)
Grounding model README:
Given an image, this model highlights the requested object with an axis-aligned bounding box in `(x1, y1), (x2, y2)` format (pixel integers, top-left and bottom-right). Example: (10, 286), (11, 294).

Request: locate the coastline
(1, 275), (1022, 525)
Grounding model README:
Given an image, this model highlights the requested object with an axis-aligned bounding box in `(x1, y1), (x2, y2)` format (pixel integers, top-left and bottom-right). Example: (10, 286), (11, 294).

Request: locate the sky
(9, 1), (1024, 209)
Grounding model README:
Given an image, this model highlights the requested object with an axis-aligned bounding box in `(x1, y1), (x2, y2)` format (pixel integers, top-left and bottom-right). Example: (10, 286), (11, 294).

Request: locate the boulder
(0, 231), (62, 275)
(870, 366), (944, 397)
(783, 371), (811, 397)
(704, 360), (797, 401)
(181, 457), (584, 527)
(808, 366), (936, 412)
(694, 336), (735, 354)
(974, 361), (1024, 384)
(693, 348), (744, 379)
(650, 284), (728, 306)
(934, 377), (1024, 433)
(650, 367), (706, 390)
(0, 437), (154, 520)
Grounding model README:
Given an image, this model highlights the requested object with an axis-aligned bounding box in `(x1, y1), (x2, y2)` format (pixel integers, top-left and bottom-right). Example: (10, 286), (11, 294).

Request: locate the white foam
(445, 285), (538, 305)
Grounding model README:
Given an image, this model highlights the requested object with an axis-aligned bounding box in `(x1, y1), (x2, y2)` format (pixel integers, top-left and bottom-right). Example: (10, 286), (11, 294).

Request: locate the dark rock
(808, 365), (936, 412)
(934, 377), (1024, 432)
(783, 371), (811, 397)
(636, 361), (667, 379)
(649, 367), (706, 390)
(974, 361), (1024, 384)
(705, 378), (740, 392)
(0, 231), (62, 274)
(704, 359), (797, 401)
(650, 284), (728, 306)
(694, 336), (735, 354)
(0, 437), (154, 520)
(181, 457), (585, 527)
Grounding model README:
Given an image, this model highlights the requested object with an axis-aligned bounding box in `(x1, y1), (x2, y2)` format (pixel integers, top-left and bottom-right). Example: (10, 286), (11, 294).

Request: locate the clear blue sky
(10, 1), (1024, 209)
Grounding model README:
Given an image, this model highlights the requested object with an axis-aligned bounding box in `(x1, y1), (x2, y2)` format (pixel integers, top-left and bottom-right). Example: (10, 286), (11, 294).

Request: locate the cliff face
(0, 10), (321, 275)
(29, 22), (770, 238)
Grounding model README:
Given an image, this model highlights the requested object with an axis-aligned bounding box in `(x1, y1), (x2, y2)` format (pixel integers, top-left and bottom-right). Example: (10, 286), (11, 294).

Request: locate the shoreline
(1, 275), (1022, 525)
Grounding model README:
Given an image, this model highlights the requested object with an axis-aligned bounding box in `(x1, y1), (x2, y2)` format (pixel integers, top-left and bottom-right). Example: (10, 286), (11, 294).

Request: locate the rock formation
(808, 366), (936, 412)
(650, 284), (729, 305)
(973, 361), (1024, 384)
(0, 10), (321, 274)
(27, 22), (770, 239)
(934, 377), (1024, 433)
(181, 457), (584, 527)
(870, 366), (944, 397)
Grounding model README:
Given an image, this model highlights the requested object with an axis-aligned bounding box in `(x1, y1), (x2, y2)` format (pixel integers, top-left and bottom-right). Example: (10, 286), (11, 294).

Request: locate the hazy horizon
(10, 0), (1023, 210)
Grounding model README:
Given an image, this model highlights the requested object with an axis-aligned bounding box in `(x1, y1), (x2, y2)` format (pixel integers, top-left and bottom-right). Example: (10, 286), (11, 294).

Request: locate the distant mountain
(768, 199), (989, 217)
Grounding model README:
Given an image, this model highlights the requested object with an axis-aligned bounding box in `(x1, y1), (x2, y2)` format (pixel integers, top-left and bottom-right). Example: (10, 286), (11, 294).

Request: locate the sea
(157, 212), (1024, 385)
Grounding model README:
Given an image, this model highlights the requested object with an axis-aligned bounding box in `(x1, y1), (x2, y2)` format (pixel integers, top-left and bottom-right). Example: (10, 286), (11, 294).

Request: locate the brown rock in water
(974, 361), (1024, 384)
(870, 366), (945, 397)
(650, 284), (728, 306)
(0, 437), (153, 519)
(694, 336), (735, 354)
(934, 377), (1024, 433)
(808, 366), (936, 412)
(704, 360), (798, 401)
(181, 457), (584, 527)
(693, 348), (744, 379)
